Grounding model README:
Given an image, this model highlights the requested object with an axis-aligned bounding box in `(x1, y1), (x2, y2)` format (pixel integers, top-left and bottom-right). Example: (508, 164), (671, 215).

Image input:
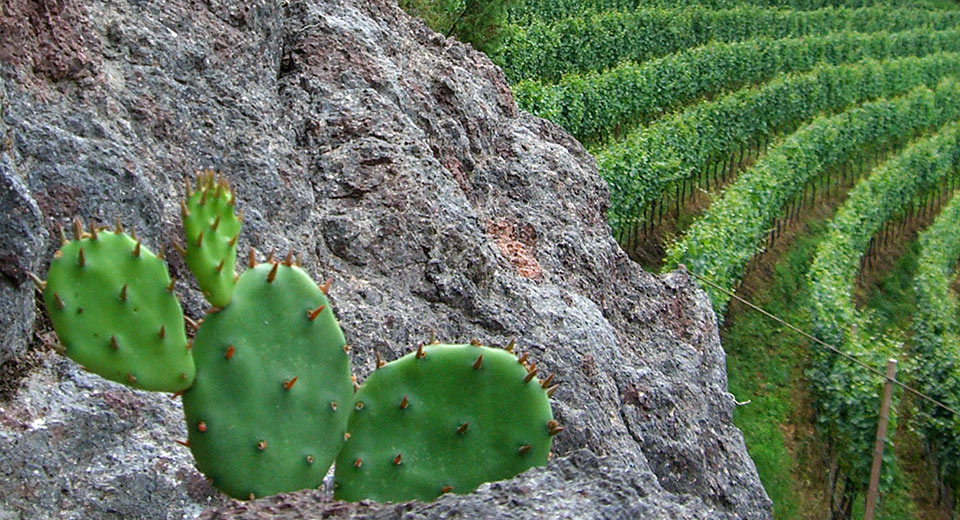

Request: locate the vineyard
(491, 0), (960, 518)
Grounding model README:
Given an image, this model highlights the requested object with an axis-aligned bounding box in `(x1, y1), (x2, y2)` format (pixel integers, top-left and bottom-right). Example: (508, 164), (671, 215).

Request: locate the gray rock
(0, 353), (226, 520)
(0, 0), (772, 518)
(0, 147), (46, 366)
(198, 450), (724, 520)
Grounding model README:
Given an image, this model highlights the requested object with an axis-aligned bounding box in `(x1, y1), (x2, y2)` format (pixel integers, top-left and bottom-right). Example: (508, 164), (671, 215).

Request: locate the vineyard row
(596, 52), (960, 239)
(805, 119), (960, 515)
(514, 28), (960, 146)
(911, 189), (960, 498)
(498, 5), (960, 82)
(665, 79), (960, 316)
(507, 0), (952, 26)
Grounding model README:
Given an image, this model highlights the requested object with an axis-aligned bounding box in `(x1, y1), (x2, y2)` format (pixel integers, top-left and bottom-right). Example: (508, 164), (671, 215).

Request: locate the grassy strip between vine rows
(805, 118), (960, 513)
(506, 0), (952, 27)
(513, 28), (960, 146)
(665, 79), (960, 316)
(497, 5), (960, 82)
(596, 52), (960, 238)
(722, 225), (823, 520)
(911, 189), (960, 500)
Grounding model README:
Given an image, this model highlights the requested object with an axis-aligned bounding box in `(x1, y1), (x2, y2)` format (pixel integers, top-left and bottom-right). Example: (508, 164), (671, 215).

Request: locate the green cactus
(34, 172), (562, 502)
(182, 260), (354, 500)
(39, 219), (194, 392)
(333, 342), (559, 503)
(181, 170), (241, 308)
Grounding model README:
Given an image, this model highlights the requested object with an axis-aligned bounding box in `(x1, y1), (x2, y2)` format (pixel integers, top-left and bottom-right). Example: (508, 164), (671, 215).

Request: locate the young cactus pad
(42, 221), (194, 392)
(182, 170), (241, 307)
(334, 343), (557, 502)
(182, 261), (353, 499)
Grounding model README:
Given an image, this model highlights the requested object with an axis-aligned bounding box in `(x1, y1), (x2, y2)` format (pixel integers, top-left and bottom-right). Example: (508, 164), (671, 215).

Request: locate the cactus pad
(334, 343), (556, 502)
(182, 262), (353, 499)
(182, 170), (241, 307)
(43, 222), (193, 392)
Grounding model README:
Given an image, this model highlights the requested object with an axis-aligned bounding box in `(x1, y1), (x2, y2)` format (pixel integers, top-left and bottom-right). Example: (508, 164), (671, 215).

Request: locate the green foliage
(596, 52), (960, 239)
(43, 223), (193, 392)
(913, 192), (960, 349)
(805, 119), (960, 504)
(724, 221), (923, 519)
(453, 0), (519, 54)
(503, 0), (960, 515)
(912, 190), (960, 495)
(182, 170), (241, 308)
(514, 29), (960, 146)
(400, 0), (462, 31)
(498, 6), (960, 82)
(506, 0), (955, 25)
(809, 121), (960, 348)
(857, 246), (924, 520)
(334, 343), (556, 502)
(400, 0), (519, 54)
(506, 0), (638, 24)
(849, 469), (920, 520)
(807, 327), (901, 498)
(722, 221), (828, 519)
(667, 79), (960, 316)
(182, 262), (354, 499)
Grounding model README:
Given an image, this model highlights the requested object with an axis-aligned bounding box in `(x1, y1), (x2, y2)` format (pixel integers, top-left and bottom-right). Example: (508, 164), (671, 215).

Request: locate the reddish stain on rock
(486, 219), (542, 280)
(0, 0), (100, 83)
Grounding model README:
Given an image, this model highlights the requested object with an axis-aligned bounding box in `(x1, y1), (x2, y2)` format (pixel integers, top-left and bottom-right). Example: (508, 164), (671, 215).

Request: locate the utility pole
(864, 358), (898, 520)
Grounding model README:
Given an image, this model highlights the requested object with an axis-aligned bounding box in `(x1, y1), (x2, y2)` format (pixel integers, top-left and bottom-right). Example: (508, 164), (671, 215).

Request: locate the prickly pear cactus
(182, 260), (353, 499)
(40, 220), (194, 392)
(334, 342), (559, 502)
(181, 170), (241, 307)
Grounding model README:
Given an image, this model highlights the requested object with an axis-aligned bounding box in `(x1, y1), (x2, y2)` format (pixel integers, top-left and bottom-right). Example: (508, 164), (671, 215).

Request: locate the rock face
(0, 0), (772, 518)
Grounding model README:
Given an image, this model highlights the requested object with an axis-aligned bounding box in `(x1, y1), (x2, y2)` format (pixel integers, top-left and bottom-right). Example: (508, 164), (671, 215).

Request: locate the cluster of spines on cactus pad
(35, 218), (193, 392)
(333, 341), (560, 502)
(181, 260), (353, 499)
(179, 170), (241, 308)
(32, 169), (564, 504)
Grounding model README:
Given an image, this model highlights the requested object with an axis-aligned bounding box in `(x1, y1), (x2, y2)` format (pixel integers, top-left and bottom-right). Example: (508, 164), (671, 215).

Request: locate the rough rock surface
(0, 0), (772, 519)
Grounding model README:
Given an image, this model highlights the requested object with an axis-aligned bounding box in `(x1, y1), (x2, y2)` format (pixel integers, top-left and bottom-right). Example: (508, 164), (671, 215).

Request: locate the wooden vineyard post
(864, 358), (898, 520)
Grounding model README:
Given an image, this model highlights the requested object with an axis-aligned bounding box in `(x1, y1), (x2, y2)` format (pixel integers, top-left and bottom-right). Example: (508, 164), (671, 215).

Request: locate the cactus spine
(182, 261), (354, 499)
(41, 220), (193, 392)
(34, 172), (561, 502)
(334, 343), (557, 502)
(182, 170), (241, 307)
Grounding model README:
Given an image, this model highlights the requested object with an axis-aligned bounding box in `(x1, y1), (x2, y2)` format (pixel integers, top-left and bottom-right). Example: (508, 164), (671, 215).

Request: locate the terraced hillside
(492, 1), (960, 518)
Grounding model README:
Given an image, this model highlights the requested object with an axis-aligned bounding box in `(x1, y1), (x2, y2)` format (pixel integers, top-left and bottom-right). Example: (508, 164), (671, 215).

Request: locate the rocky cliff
(0, 0), (772, 518)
